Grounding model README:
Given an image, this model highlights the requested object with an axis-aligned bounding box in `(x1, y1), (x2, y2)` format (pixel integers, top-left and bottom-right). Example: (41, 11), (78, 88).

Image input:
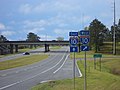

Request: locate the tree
(56, 37), (64, 41)
(116, 19), (120, 42)
(26, 32), (40, 48)
(26, 32), (40, 41)
(89, 19), (108, 52)
(111, 19), (120, 42)
(0, 35), (8, 42)
(118, 19), (120, 25)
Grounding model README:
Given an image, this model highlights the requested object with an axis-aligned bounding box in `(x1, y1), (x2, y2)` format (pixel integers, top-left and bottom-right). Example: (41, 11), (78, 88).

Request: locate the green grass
(99, 42), (120, 55)
(70, 51), (117, 59)
(50, 46), (61, 50)
(0, 54), (48, 70)
(70, 51), (95, 58)
(102, 58), (120, 75)
(0, 47), (42, 58)
(18, 48), (33, 53)
(0, 54), (16, 58)
(31, 57), (120, 90)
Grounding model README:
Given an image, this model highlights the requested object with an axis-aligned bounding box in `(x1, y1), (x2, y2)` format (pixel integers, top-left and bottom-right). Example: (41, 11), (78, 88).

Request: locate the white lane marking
(0, 51), (68, 90)
(0, 74), (7, 77)
(40, 80), (53, 84)
(0, 82), (19, 90)
(30, 67), (33, 69)
(24, 69), (27, 71)
(53, 55), (69, 74)
(0, 54), (58, 78)
(0, 54), (56, 77)
(15, 71), (19, 73)
(76, 61), (82, 77)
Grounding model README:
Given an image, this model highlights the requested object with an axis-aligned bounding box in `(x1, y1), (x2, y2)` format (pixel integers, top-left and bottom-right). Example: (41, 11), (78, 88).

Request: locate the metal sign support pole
(84, 51), (87, 90)
(94, 58), (96, 69)
(73, 52), (75, 90)
(99, 58), (101, 71)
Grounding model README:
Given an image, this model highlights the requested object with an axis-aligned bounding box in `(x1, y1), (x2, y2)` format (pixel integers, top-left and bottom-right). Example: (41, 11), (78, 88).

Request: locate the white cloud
(0, 23), (16, 38)
(25, 27), (45, 34)
(22, 20), (48, 34)
(39, 34), (54, 41)
(54, 29), (64, 35)
(19, 4), (32, 14)
(23, 20), (49, 28)
(19, 0), (81, 14)
(54, 28), (77, 35)
(0, 23), (5, 30)
(1, 31), (15, 36)
(83, 16), (91, 23)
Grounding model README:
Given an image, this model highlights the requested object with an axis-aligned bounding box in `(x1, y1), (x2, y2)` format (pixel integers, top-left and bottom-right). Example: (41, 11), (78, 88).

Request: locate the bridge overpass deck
(0, 41), (69, 45)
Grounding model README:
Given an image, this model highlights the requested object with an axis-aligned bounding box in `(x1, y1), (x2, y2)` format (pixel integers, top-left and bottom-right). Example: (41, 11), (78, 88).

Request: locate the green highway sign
(93, 54), (102, 58)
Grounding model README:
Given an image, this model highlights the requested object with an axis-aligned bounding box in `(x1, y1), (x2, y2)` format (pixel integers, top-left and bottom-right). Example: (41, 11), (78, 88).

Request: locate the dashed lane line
(0, 51), (68, 90)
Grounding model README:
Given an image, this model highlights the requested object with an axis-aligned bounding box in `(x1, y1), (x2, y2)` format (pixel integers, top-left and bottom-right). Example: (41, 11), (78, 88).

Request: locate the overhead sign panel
(69, 32), (78, 36)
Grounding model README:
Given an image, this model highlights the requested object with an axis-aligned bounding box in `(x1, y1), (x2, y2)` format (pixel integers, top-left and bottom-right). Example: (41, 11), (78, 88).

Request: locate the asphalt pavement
(0, 47), (45, 62)
(0, 46), (82, 90)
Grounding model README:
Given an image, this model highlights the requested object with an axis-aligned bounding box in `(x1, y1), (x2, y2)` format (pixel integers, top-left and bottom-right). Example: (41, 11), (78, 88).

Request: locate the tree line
(88, 19), (120, 53)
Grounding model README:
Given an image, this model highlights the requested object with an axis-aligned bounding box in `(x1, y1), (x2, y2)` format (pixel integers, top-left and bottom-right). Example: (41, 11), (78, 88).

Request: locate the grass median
(31, 55), (120, 90)
(0, 54), (48, 70)
(50, 46), (61, 50)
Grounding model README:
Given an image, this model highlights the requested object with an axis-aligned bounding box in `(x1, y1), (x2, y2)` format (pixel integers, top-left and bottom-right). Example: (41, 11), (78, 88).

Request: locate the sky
(0, 0), (120, 41)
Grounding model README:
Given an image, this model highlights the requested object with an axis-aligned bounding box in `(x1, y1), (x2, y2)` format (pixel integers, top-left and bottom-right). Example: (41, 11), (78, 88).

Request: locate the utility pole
(113, 0), (116, 55)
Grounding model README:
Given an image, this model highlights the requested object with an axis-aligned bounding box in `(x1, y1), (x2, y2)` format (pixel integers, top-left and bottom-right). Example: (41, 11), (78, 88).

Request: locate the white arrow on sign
(83, 46), (88, 50)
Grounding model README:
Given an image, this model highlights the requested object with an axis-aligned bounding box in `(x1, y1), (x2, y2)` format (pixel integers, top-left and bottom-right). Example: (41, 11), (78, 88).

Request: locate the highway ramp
(0, 46), (82, 90)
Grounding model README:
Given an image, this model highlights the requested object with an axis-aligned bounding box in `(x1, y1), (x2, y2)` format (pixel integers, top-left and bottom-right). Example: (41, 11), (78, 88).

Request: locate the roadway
(0, 47), (45, 62)
(0, 46), (82, 90)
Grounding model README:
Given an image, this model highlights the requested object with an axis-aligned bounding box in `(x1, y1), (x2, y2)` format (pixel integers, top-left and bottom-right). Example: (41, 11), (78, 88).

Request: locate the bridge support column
(45, 44), (47, 52)
(10, 44), (14, 54)
(47, 45), (50, 51)
(15, 45), (18, 53)
(45, 44), (50, 52)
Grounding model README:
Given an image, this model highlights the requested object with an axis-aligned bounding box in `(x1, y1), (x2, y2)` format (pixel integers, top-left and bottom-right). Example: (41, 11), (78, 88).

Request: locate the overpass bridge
(0, 41), (71, 54)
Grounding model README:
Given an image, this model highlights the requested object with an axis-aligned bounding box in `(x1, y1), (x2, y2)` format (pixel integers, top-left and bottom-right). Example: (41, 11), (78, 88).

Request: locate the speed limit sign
(69, 37), (78, 45)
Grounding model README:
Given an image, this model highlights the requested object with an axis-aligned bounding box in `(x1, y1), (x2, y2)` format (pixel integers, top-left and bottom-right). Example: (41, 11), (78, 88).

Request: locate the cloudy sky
(0, 0), (120, 41)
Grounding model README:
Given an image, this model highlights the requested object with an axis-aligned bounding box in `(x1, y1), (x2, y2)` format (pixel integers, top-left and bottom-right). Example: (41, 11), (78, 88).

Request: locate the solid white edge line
(0, 82), (19, 90)
(40, 80), (53, 84)
(0, 50), (68, 90)
(1, 74), (7, 77)
(53, 54), (69, 74)
(76, 61), (82, 77)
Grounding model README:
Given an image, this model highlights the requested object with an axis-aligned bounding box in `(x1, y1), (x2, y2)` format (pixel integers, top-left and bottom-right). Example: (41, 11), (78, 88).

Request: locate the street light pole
(113, 0), (116, 55)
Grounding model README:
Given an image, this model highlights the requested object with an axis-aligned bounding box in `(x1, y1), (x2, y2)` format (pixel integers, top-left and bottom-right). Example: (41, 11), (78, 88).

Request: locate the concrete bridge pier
(44, 44), (50, 52)
(10, 44), (14, 54)
(15, 45), (18, 53)
(47, 45), (50, 51)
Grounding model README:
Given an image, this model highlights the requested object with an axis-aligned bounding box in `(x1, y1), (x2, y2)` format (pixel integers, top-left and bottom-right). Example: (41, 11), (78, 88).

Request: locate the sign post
(80, 30), (90, 90)
(93, 54), (102, 71)
(69, 32), (78, 90)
